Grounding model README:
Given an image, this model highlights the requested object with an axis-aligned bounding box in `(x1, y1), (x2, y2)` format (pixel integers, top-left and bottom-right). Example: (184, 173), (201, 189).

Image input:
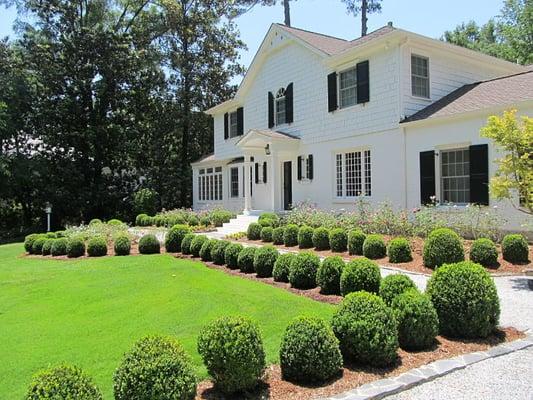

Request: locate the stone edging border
(325, 332), (533, 400)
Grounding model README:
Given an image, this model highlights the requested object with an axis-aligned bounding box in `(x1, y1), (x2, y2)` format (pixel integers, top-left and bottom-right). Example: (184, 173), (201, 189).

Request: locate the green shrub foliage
(426, 261), (500, 338)
(138, 234), (160, 255)
(26, 364), (103, 400)
(272, 227), (285, 245)
(51, 238), (68, 256)
(283, 224), (299, 247)
(42, 239), (54, 256)
(114, 235), (131, 256)
(107, 219), (123, 226)
(238, 246), (257, 273)
(24, 233), (41, 254)
(331, 291), (398, 366)
(260, 227), (273, 242)
(469, 238), (498, 267)
(298, 226), (314, 249)
(200, 239), (217, 261)
(387, 237), (413, 263)
(89, 218), (102, 226)
(247, 223), (262, 240)
(190, 235), (208, 257)
(113, 335), (197, 400)
(362, 234), (387, 259)
(280, 316), (342, 384)
(32, 237), (47, 255)
(392, 290), (439, 350)
(86, 236), (107, 257)
(317, 256), (344, 295)
(379, 274), (418, 306)
(340, 258), (381, 296)
(45, 232), (57, 239)
(273, 253), (296, 282)
(347, 230), (366, 255)
(188, 215), (199, 226)
(329, 228), (347, 252)
(224, 243), (244, 269)
(212, 240), (230, 265)
(197, 316), (266, 394)
(501, 234), (528, 263)
(253, 245), (279, 277)
(289, 252), (320, 289)
(199, 216), (210, 227)
(135, 214), (150, 227)
(312, 227), (330, 250)
(181, 233), (196, 255)
(423, 228), (464, 268)
(165, 224), (191, 253)
(67, 238), (86, 258)
(259, 212), (280, 227)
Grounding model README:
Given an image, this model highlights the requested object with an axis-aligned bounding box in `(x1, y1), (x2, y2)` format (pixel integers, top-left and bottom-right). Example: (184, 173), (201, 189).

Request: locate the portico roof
(236, 129), (300, 149)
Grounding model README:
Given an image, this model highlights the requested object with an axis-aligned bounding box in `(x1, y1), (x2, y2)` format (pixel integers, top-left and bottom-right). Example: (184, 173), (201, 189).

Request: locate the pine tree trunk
(361, 0), (368, 36)
(284, 0), (291, 26)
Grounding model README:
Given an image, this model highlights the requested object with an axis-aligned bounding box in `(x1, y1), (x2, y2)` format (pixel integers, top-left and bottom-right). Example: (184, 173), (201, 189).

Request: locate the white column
(270, 144), (278, 211)
(243, 154), (251, 214)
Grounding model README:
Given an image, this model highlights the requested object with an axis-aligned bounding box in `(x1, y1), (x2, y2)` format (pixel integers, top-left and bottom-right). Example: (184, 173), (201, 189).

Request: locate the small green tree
(133, 188), (158, 216)
(480, 109), (532, 214)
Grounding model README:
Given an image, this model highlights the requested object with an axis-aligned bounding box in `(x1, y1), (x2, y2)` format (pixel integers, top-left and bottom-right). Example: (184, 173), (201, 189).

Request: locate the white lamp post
(44, 202), (52, 232)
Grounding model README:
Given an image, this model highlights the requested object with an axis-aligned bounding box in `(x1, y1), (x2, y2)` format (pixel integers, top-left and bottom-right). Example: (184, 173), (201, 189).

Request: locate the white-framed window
(275, 88), (286, 125)
(198, 166), (223, 201)
(339, 67), (357, 108)
(411, 54), (430, 98)
(229, 111), (238, 138)
(335, 149), (371, 198)
(230, 167), (239, 198)
(440, 148), (470, 204)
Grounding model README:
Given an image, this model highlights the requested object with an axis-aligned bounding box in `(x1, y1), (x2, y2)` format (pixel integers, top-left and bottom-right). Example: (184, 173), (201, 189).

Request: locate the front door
(283, 161), (292, 210)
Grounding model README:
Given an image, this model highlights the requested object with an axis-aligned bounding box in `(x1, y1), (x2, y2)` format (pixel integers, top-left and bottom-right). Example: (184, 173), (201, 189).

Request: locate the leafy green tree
(341, 0), (382, 36)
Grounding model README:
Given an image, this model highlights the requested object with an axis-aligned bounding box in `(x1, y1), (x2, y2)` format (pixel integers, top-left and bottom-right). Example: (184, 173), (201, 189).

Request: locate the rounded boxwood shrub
(423, 228), (464, 268)
(55, 230), (66, 238)
(348, 230), (366, 256)
(197, 316), (266, 394)
(312, 227), (330, 250)
(317, 256), (344, 295)
(26, 364), (102, 400)
(114, 234), (131, 256)
(138, 234), (160, 255)
(224, 243), (244, 269)
(273, 253), (296, 282)
(340, 258), (381, 296)
(42, 239), (54, 256)
(51, 238), (68, 256)
(32, 237), (47, 255)
(329, 228), (347, 253)
(45, 232), (57, 239)
(253, 245), (279, 277)
(259, 218), (273, 227)
(260, 226), (273, 242)
(331, 291), (398, 366)
(190, 235), (208, 257)
(89, 218), (102, 226)
(67, 237), (85, 258)
(200, 239), (217, 261)
(426, 261), (500, 338)
(188, 215), (199, 226)
(24, 233), (41, 254)
(135, 213), (150, 226)
(379, 273), (418, 306)
(113, 335), (197, 400)
(87, 236), (108, 257)
(362, 234), (387, 259)
(392, 290), (439, 350)
(470, 238), (498, 267)
(259, 212), (279, 227)
(107, 218), (123, 226)
(298, 226), (314, 249)
(247, 222), (262, 241)
(387, 237), (413, 263)
(181, 233), (196, 255)
(165, 224), (191, 253)
(212, 240), (230, 265)
(238, 246), (257, 273)
(283, 224), (299, 247)
(199, 215), (211, 227)
(501, 234), (528, 263)
(289, 252), (320, 289)
(280, 316), (342, 384)
(272, 226), (285, 245)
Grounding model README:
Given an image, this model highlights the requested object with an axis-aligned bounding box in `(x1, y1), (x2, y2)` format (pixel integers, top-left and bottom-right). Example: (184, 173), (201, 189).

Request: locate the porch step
(208, 213), (260, 239)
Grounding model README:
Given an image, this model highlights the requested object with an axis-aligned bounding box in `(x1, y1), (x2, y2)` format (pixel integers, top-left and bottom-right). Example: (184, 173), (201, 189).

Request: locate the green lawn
(0, 243), (334, 399)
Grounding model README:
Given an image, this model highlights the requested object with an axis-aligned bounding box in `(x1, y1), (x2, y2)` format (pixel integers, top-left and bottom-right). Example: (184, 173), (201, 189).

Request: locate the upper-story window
(339, 67), (358, 108)
(275, 88), (286, 125)
(229, 111), (238, 138)
(411, 54), (430, 98)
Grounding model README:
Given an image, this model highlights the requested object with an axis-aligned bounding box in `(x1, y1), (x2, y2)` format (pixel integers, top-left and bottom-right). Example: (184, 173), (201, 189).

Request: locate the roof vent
(387, 21), (393, 27)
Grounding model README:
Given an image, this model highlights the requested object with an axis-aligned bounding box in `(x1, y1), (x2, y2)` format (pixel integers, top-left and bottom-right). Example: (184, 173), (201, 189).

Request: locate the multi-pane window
(198, 167), (223, 201)
(411, 55), (429, 98)
(275, 88), (286, 125)
(229, 111), (238, 138)
(230, 167), (239, 198)
(299, 155), (311, 180)
(441, 149), (470, 204)
(335, 150), (371, 198)
(339, 67), (357, 108)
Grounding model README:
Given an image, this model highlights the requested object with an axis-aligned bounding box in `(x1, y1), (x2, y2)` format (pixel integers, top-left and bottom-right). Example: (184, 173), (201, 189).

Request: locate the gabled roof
(236, 129), (300, 148)
(402, 70), (533, 124)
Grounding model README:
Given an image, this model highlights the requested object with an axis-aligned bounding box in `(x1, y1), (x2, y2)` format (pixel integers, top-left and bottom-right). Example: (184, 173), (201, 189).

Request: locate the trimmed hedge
(259, 212), (280, 227)
(329, 228), (347, 253)
(280, 316), (342, 384)
(312, 227), (330, 250)
(362, 234), (386, 259)
(253, 245), (279, 277)
(51, 238), (68, 256)
(247, 223), (262, 240)
(272, 227), (285, 245)
(138, 234), (160, 254)
(238, 247), (257, 273)
(283, 224), (299, 247)
(224, 243), (244, 269)
(260, 227), (273, 242)
(113, 335), (197, 400)
(165, 224), (191, 253)
(42, 239), (54, 256)
(212, 240), (230, 265)
(289, 252), (320, 289)
(190, 235), (208, 257)
(114, 235), (131, 256)
(181, 233), (196, 255)
(135, 213), (151, 227)
(423, 228), (464, 268)
(200, 239), (217, 261)
(379, 274), (418, 306)
(348, 230), (366, 256)
(332, 291), (398, 366)
(469, 238), (498, 267)
(197, 316), (266, 394)
(87, 236), (108, 257)
(32, 237), (47, 255)
(317, 256), (344, 295)
(426, 261), (500, 338)
(273, 253), (296, 282)
(107, 219), (123, 226)
(387, 237), (412, 263)
(298, 226), (314, 249)
(501, 234), (528, 263)
(24, 233), (41, 254)
(340, 258), (381, 296)
(67, 238), (85, 258)
(89, 218), (102, 226)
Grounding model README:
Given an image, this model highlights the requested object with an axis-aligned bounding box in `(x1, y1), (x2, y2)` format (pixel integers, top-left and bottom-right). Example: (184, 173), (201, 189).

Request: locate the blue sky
(0, 0), (505, 69)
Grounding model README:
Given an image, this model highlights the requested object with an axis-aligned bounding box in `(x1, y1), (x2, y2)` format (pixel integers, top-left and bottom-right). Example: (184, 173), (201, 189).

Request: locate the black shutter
(268, 92), (274, 128)
(308, 154), (313, 180)
(285, 83), (293, 123)
(297, 156), (302, 180)
(224, 113), (229, 140)
(356, 60), (370, 104)
(469, 144), (489, 205)
(236, 107), (244, 136)
(255, 163), (259, 184)
(420, 151), (436, 205)
(263, 161), (267, 183)
(327, 72), (338, 112)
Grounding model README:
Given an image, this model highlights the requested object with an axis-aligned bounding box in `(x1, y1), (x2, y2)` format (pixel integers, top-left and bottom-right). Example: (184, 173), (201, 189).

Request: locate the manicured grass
(0, 243), (334, 399)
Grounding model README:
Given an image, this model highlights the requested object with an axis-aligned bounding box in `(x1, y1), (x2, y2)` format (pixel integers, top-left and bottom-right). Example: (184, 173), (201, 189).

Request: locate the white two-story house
(192, 23), (532, 230)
